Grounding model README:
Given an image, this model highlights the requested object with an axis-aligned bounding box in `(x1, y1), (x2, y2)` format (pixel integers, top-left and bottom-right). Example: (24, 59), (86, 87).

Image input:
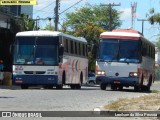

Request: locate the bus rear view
(93, 29), (155, 91)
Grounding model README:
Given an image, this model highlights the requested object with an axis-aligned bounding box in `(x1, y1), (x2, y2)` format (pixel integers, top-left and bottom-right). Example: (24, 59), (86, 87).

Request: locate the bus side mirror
(91, 44), (97, 59)
(59, 44), (64, 63)
(59, 44), (64, 56)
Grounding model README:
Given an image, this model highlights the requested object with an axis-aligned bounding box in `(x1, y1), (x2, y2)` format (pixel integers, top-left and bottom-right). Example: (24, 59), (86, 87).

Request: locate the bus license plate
(114, 81), (120, 84)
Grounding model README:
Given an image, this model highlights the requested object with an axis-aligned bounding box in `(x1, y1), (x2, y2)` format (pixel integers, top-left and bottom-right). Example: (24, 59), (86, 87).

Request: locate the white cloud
(120, 8), (131, 20)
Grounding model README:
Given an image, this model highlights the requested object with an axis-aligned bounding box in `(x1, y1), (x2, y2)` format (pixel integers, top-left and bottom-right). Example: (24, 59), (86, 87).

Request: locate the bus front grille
(24, 71), (46, 74)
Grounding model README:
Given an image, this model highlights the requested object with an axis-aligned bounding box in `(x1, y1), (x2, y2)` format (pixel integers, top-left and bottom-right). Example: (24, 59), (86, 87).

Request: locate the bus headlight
(129, 72), (138, 77)
(96, 70), (106, 75)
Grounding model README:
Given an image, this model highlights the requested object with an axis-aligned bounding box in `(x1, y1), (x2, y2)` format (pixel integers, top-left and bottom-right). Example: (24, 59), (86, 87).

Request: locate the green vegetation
(10, 14), (35, 32)
(61, 4), (122, 71)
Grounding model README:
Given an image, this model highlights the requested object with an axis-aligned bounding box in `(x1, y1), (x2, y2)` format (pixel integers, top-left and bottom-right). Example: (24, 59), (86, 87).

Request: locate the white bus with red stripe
(12, 31), (88, 89)
(93, 29), (155, 91)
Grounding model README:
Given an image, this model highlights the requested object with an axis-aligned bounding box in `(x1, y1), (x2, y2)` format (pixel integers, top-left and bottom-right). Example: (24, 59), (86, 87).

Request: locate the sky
(33, 0), (160, 42)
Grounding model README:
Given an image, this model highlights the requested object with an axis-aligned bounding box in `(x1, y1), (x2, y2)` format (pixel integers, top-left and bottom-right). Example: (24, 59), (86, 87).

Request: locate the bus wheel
(141, 76), (152, 92)
(56, 84), (63, 89)
(111, 84), (117, 90)
(75, 84), (81, 89)
(21, 85), (28, 89)
(141, 86), (150, 92)
(100, 83), (107, 90)
(70, 85), (76, 89)
(118, 86), (123, 91)
(134, 86), (140, 92)
(146, 76), (152, 91)
(62, 72), (66, 84)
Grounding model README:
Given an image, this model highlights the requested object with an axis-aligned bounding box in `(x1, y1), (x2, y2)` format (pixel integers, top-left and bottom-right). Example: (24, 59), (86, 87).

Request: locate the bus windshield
(13, 36), (59, 65)
(99, 39), (141, 63)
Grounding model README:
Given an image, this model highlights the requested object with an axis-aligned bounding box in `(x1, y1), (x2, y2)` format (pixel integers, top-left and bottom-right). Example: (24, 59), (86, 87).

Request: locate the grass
(104, 92), (160, 111)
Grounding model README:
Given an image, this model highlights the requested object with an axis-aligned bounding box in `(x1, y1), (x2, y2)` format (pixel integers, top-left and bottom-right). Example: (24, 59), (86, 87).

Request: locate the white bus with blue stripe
(92, 29), (155, 91)
(12, 31), (88, 89)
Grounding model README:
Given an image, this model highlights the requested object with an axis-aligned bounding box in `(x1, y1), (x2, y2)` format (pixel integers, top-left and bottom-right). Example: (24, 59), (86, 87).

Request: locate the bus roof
(100, 29), (155, 47)
(100, 29), (143, 40)
(16, 30), (87, 43)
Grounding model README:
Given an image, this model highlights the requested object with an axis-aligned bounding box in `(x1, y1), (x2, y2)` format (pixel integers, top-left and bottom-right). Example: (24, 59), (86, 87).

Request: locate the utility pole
(54, 0), (60, 31)
(101, 3), (121, 31)
(137, 19), (148, 35)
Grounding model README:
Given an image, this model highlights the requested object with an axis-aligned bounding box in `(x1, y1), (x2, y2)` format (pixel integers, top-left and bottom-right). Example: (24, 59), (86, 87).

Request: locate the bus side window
(86, 45), (88, 57)
(77, 42), (80, 55)
(83, 44), (85, 56)
(75, 42), (77, 55)
(142, 42), (147, 56)
(152, 47), (155, 59)
(68, 39), (71, 53)
(65, 39), (69, 53)
(70, 40), (74, 54)
(79, 43), (81, 56)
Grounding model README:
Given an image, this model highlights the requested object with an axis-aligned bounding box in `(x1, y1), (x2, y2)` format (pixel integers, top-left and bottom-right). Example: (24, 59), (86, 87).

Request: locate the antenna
(131, 2), (137, 29)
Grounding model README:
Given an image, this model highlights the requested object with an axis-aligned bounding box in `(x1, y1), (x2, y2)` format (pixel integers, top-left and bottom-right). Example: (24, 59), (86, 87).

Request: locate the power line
(34, 0), (84, 30)
(34, 2), (54, 13)
(101, 3), (121, 31)
(54, 0), (84, 31)
(59, 0), (83, 15)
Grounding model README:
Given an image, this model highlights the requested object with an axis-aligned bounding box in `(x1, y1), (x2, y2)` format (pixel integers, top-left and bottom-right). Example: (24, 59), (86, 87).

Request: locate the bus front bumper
(12, 74), (58, 85)
(96, 76), (139, 86)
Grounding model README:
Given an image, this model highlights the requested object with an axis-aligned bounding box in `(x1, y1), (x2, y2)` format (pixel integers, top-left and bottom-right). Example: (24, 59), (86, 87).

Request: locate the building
(0, 5), (33, 71)
(10, 6), (33, 18)
(0, 5), (33, 29)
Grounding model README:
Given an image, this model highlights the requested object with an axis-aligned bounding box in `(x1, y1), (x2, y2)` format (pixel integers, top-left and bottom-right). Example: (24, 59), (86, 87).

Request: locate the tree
(62, 4), (122, 71)
(147, 8), (160, 48)
(147, 8), (160, 25)
(44, 23), (54, 31)
(11, 14), (35, 31)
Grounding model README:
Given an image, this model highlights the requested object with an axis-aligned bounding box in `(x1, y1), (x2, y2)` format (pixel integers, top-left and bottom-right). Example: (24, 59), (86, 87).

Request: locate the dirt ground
(102, 89), (160, 120)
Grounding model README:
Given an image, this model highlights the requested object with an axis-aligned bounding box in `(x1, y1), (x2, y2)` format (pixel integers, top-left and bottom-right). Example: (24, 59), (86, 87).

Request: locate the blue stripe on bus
(96, 76), (139, 86)
(12, 75), (58, 85)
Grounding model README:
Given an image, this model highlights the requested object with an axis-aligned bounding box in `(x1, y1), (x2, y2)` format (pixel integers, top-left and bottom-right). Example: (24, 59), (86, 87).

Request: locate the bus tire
(134, 86), (140, 92)
(141, 76), (152, 92)
(140, 75), (144, 89)
(75, 84), (81, 89)
(21, 85), (28, 89)
(62, 71), (66, 85)
(43, 85), (53, 89)
(118, 86), (123, 91)
(56, 84), (63, 89)
(100, 83), (107, 90)
(146, 76), (152, 91)
(111, 84), (117, 90)
(143, 77), (152, 91)
(141, 86), (150, 92)
(70, 84), (76, 89)
(80, 72), (83, 84)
